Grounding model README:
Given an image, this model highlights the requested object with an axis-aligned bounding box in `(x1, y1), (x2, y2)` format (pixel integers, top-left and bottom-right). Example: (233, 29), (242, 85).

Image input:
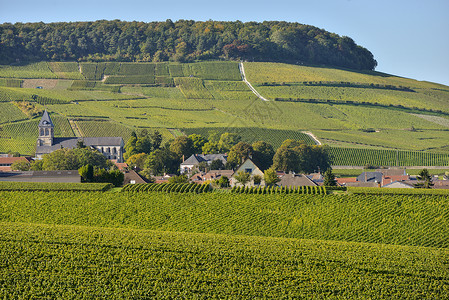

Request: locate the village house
(0, 156), (33, 172)
(230, 158), (264, 187)
(278, 173), (317, 187)
(180, 153), (228, 174)
(35, 110), (125, 162)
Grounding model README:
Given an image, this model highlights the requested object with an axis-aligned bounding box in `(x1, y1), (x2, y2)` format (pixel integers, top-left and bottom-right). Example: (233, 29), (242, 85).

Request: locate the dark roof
(38, 110), (54, 127)
(278, 173), (317, 187)
(36, 137), (124, 154)
(181, 154), (228, 166)
(0, 170), (79, 178)
(357, 172), (383, 183)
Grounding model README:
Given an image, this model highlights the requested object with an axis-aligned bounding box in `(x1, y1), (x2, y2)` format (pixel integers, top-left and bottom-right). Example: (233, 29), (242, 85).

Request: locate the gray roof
(0, 170), (79, 178)
(357, 172), (383, 183)
(181, 154), (228, 166)
(278, 173), (317, 187)
(38, 110), (54, 127)
(36, 137), (124, 154)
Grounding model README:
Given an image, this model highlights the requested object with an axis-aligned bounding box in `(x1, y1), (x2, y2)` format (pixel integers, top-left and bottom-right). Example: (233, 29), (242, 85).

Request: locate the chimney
(182, 154), (185, 162)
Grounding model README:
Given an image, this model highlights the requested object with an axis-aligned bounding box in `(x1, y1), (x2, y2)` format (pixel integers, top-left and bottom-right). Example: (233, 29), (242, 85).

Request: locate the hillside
(0, 60), (448, 166)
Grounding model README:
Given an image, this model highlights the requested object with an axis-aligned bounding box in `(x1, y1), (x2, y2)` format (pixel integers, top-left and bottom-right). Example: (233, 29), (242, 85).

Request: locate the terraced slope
(0, 61), (448, 164)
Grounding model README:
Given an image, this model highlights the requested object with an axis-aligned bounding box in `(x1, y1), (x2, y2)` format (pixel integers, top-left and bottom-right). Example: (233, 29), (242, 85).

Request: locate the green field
(1, 189), (448, 298)
(0, 60), (448, 162)
(1, 191), (448, 248)
(1, 221), (447, 299)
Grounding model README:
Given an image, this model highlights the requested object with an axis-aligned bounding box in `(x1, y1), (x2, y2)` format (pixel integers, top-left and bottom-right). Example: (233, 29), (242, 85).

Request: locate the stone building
(35, 110), (125, 162)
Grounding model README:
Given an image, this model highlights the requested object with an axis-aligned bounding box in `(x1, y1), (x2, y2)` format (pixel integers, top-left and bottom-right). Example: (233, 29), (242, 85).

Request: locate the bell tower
(37, 110), (54, 146)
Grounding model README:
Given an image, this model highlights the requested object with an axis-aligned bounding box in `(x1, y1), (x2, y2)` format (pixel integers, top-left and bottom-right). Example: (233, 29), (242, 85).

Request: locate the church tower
(37, 110), (54, 147)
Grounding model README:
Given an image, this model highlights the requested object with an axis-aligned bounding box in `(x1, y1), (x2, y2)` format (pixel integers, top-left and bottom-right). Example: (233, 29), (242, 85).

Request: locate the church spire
(37, 110), (54, 146)
(38, 110), (54, 127)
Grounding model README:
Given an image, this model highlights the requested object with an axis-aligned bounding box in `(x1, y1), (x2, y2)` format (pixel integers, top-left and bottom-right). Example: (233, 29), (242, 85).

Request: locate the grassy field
(1, 221), (447, 299)
(0, 60), (448, 161)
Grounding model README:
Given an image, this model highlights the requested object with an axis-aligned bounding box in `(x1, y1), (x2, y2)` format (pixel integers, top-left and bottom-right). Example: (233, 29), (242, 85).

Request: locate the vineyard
(0, 60), (448, 160)
(231, 185), (326, 194)
(330, 147), (449, 166)
(1, 190), (448, 248)
(122, 182), (212, 193)
(1, 221), (447, 299)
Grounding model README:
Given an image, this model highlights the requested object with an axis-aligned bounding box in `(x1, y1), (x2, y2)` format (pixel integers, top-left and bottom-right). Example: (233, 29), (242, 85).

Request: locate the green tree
(126, 153), (149, 170)
(202, 141), (220, 154)
(264, 167), (280, 186)
(417, 168), (433, 189)
(188, 134), (207, 153)
(218, 132), (241, 152)
(216, 175), (230, 188)
(10, 160), (31, 171)
(253, 174), (262, 185)
(210, 159), (224, 170)
(168, 174), (189, 184)
(79, 164), (94, 182)
(323, 168), (337, 186)
(169, 136), (194, 159)
(144, 146), (179, 176)
(234, 170), (251, 187)
(227, 142), (253, 169)
(252, 141), (274, 171)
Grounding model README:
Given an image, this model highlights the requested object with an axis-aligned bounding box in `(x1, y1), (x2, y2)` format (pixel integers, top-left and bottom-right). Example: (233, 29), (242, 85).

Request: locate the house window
(45, 128), (49, 136)
(245, 168), (252, 173)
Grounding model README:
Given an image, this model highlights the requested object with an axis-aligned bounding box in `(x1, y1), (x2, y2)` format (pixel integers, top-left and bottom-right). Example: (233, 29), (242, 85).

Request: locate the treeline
(0, 20), (376, 70)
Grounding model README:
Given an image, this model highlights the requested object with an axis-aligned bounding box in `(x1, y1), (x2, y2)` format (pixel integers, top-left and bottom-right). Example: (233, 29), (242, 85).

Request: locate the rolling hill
(0, 60), (448, 166)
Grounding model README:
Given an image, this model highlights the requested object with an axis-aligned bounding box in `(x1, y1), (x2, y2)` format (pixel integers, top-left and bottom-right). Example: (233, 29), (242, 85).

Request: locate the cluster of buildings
(0, 110), (448, 189)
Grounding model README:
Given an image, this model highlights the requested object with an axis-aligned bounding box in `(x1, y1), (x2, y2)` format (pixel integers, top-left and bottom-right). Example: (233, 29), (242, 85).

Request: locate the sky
(1, 0), (448, 86)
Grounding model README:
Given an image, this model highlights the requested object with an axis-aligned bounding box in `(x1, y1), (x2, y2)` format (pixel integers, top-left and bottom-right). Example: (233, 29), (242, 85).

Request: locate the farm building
(35, 110), (125, 162)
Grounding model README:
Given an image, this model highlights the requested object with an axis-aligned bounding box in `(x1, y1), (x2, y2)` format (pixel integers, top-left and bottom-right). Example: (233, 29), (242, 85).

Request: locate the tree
(216, 175), (230, 188)
(234, 170), (251, 187)
(168, 174), (189, 184)
(126, 153), (149, 170)
(253, 174), (262, 185)
(272, 146), (300, 173)
(210, 159), (224, 170)
(169, 136), (194, 159)
(202, 141), (220, 154)
(323, 168), (337, 186)
(417, 168), (433, 188)
(41, 147), (109, 171)
(252, 141), (274, 171)
(144, 146), (179, 176)
(79, 164), (94, 182)
(188, 134), (207, 153)
(272, 140), (331, 174)
(10, 160), (31, 171)
(218, 132), (241, 152)
(264, 167), (280, 186)
(227, 142), (253, 169)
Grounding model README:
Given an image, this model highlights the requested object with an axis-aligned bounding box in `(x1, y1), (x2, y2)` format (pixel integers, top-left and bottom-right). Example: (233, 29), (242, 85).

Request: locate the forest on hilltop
(0, 20), (377, 70)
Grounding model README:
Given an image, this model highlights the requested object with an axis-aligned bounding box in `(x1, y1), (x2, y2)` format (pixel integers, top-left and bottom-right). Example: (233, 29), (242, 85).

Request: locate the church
(35, 110), (125, 163)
